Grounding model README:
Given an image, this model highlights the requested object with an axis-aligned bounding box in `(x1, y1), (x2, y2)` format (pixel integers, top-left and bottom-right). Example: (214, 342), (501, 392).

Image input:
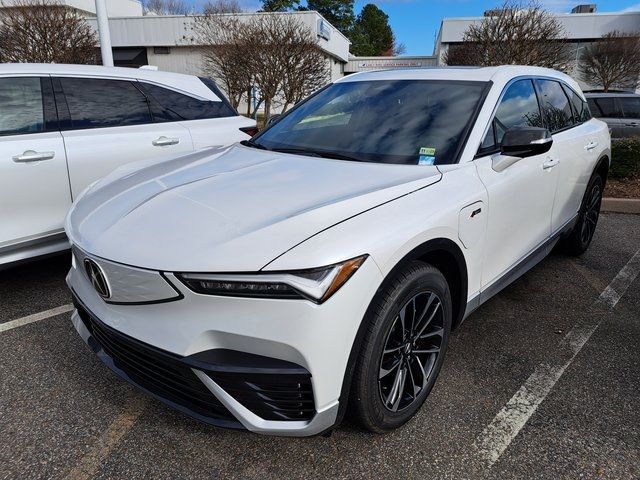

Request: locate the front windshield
(253, 79), (488, 165)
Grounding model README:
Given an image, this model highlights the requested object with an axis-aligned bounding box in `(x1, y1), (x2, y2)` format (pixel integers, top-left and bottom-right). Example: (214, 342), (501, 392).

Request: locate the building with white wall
(0, 0), (143, 16)
(434, 4), (640, 91)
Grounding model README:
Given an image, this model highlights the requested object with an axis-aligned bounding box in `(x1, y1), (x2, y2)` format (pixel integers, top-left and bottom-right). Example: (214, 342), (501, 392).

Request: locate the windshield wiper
(240, 139), (269, 150)
(272, 147), (362, 162)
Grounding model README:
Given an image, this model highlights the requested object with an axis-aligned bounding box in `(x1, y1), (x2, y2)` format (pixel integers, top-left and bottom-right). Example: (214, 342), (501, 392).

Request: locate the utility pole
(95, 0), (113, 67)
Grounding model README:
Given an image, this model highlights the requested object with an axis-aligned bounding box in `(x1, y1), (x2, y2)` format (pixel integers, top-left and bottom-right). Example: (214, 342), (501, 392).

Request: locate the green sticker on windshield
(418, 147), (436, 165)
(419, 147), (436, 156)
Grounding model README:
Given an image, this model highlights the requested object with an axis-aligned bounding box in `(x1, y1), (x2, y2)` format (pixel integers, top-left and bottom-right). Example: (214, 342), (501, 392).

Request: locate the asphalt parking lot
(1, 213), (638, 480)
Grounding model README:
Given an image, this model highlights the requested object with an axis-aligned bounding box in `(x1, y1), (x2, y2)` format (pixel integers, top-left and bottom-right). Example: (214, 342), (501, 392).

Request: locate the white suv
(0, 64), (255, 268)
(66, 66), (610, 436)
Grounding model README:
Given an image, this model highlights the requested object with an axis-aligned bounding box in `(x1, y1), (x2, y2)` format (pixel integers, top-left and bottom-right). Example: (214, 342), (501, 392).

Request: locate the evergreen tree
(350, 4), (394, 56)
(305, 0), (355, 35)
(261, 0), (299, 12)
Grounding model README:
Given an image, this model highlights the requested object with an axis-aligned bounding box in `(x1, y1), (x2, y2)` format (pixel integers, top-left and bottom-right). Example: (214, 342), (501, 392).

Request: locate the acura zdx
(66, 66), (610, 435)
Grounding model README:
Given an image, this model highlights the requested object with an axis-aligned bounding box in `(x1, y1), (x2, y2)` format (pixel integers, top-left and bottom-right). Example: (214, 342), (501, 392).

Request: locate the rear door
(137, 80), (253, 150)
(619, 96), (640, 138)
(54, 76), (193, 199)
(0, 76), (71, 248)
(587, 96), (625, 138)
(536, 79), (594, 233)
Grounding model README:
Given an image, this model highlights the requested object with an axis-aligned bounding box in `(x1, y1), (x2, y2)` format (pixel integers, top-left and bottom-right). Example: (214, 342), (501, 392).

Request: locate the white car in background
(66, 66), (610, 436)
(0, 64), (256, 268)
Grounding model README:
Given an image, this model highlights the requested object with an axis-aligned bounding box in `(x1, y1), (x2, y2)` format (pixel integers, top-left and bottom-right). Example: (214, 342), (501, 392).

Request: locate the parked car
(585, 91), (640, 138)
(0, 63), (256, 268)
(66, 66), (610, 436)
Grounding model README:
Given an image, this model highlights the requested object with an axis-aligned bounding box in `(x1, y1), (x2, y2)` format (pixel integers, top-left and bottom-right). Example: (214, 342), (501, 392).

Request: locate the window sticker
(418, 147), (436, 165)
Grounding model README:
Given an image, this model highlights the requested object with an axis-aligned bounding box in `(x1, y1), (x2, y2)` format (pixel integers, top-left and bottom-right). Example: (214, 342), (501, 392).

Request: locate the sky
(189, 0), (640, 55)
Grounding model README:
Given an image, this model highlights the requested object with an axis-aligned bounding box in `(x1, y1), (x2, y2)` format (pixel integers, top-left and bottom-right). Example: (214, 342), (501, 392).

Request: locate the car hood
(66, 144), (441, 271)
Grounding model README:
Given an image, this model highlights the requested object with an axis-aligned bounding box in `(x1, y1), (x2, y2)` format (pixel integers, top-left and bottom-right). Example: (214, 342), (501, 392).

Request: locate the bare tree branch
(202, 0), (243, 14)
(195, 13), (330, 119)
(443, 0), (570, 71)
(579, 31), (640, 92)
(143, 0), (191, 15)
(0, 0), (98, 64)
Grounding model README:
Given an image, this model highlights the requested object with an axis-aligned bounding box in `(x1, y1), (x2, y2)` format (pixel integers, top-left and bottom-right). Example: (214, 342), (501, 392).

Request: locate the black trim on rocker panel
(465, 214), (578, 318)
(334, 238), (468, 429)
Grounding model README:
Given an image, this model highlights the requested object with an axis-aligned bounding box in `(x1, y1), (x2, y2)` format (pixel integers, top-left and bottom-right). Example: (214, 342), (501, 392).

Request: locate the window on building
(0, 77), (44, 136)
(138, 82), (236, 122)
(60, 78), (152, 129)
(535, 79), (574, 132)
(620, 97), (640, 118)
(480, 79), (543, 152)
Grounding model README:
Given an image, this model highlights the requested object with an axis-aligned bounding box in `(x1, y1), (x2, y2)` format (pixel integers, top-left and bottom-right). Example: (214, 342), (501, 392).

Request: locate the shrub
(610, 137), (640, 179)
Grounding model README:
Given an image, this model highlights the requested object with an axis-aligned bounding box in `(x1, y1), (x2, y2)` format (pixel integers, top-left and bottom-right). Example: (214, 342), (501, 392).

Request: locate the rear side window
(481, 79), (543, 151)
(0, 77), (44, 135)
(535, 79), (573, 132)
(138, 82), (236, 121)
(620, 97), (640, 118)
(562, 84), (591, 124)
(60, 77), (152, 129)
(587, 97), (622, 118)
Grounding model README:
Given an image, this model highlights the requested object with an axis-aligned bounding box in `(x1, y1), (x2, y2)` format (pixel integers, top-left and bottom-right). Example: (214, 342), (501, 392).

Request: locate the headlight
(176, 255), (367, 303)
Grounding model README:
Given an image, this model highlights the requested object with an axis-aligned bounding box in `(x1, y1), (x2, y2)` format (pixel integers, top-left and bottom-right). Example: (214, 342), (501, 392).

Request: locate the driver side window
(480, 79), (543, 153)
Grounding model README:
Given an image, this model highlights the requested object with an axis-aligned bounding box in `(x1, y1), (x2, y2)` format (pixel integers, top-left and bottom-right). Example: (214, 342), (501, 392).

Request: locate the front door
(474, 78), (558, 289)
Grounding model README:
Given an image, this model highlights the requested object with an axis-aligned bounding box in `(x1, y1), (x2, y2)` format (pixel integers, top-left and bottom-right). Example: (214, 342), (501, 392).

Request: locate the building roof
(84, 11), (351, 63)
(437, 10), (640, 44)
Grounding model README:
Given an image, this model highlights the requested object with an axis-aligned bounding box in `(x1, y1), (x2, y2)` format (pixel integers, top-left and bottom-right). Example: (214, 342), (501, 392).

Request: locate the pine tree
(305, 0), (355, 35)
(350, 4), (394, 56)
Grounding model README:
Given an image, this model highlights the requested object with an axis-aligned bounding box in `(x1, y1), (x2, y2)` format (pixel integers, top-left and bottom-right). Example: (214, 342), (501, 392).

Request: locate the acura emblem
(84, 258), (110, 299)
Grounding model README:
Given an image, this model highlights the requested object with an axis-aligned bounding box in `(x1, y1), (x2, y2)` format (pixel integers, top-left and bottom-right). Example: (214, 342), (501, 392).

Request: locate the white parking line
(474, 247), (640, 469)
(0, 304), (73, 333)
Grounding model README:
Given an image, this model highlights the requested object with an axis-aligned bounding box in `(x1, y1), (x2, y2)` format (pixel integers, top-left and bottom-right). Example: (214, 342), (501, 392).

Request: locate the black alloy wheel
(378, 291), (444, 412)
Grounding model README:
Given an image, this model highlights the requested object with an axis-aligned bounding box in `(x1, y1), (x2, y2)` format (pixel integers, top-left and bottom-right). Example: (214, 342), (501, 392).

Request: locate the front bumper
(67, 250), (383, 436)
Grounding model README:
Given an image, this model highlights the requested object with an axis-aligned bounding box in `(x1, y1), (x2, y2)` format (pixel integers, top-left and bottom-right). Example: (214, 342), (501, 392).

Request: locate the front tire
(560, 173), (603, 256)
(348, 261), (452, 433)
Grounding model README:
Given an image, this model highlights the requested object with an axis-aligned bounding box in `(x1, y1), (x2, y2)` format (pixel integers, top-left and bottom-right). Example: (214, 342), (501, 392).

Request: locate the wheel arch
(332, 237), (468, 431)
(594, 154), (610, 187)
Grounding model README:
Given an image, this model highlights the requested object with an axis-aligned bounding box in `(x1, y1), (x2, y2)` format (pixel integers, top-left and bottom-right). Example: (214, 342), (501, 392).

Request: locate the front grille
(75, 304), (238, 426)
(207, 371), (315, 421)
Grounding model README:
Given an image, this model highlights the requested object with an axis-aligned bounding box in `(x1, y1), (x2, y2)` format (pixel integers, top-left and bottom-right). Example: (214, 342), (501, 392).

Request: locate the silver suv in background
(585, 91), (640, 138)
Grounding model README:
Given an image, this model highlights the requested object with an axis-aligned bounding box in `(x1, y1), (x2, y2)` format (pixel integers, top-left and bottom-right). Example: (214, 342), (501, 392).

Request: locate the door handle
(584, 141), (598, 151)
(12, 150), (55, 163)
(152, 136), (180, 147)
(542, 157), (559, 170)
(625, 122), (639, 127)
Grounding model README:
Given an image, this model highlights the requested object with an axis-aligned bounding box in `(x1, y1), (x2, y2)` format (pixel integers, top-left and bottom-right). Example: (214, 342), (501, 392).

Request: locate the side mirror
(267, 114), (281, 126)
(500, 126), (553, 158)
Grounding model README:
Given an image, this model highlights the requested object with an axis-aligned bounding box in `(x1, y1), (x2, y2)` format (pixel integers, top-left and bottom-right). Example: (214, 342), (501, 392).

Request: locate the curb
(601, 197), (640, 214)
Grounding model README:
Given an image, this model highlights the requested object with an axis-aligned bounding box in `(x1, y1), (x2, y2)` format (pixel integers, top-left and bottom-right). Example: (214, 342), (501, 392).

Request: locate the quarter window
(535, 79), (573, 132)
(0, 77), (44, 136)
(620, 97), (640, 118)
(481, 79), (543, 151)
(138, 82), (236, 121)
(60, 77), (152, 129)
(562, 84), (591, 124)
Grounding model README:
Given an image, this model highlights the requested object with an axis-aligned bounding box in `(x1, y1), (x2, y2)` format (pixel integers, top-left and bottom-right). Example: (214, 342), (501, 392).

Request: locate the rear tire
(348, 261), (452, 433)
(560, 173), (603, 256)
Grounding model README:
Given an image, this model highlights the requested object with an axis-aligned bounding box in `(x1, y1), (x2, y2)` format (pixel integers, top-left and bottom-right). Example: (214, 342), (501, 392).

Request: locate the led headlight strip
(177, 255), (367, 304)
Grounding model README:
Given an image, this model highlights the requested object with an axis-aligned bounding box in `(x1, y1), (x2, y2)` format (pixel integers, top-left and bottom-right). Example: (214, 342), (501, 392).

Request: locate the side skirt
(463, 214), (578, 320)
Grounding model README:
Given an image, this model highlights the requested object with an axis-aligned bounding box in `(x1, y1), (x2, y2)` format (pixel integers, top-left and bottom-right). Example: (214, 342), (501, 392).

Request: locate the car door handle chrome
(625, 122), (639, 127)
(584, 141), (598, 151)
(542, 157), (559, 170)
(152, 136), (180, 146)
(12, 150), (55, 163)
